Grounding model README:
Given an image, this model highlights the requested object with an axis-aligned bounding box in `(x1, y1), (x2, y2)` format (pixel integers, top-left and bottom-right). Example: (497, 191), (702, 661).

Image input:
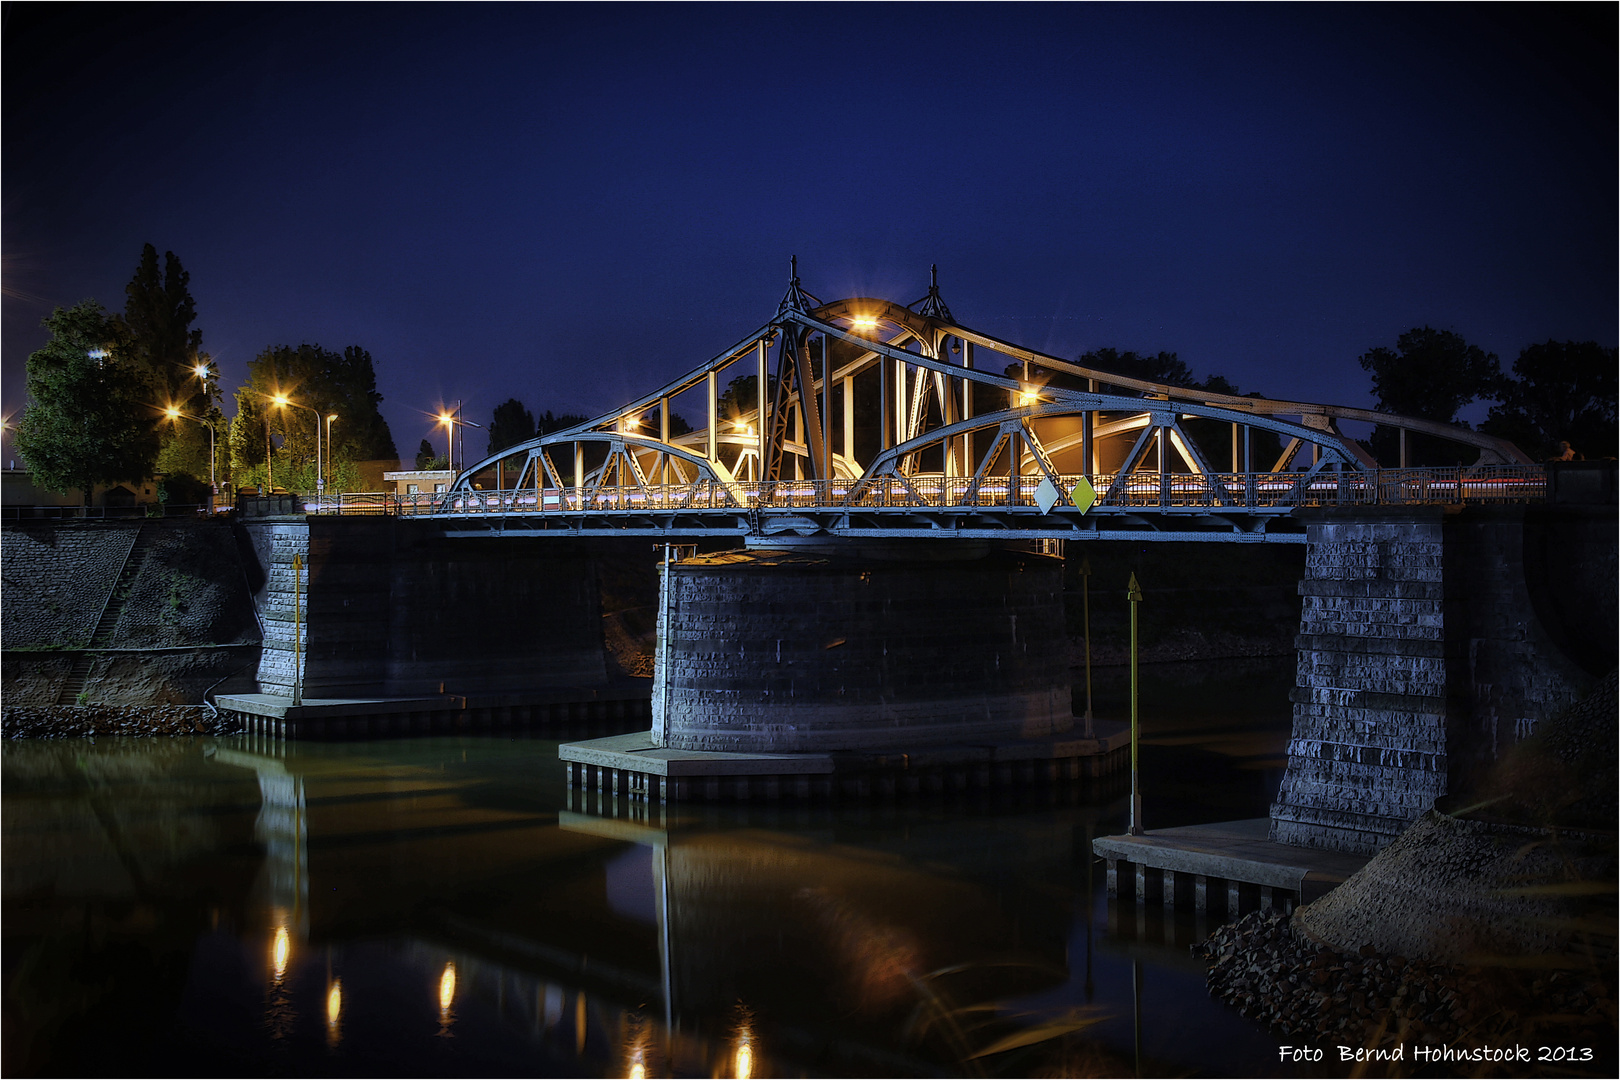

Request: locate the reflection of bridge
(361, 265), (1542, 539)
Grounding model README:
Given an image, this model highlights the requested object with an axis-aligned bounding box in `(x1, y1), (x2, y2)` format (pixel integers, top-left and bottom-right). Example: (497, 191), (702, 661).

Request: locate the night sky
(4, 3), (1614, 465)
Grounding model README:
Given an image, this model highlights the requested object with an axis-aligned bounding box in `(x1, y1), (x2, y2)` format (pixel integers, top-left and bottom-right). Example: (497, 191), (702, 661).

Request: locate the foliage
(228, 343), (398, 492)
(487, 398), (536, 455)
(1481, 340), (1618, 461)
(1064, 348), (1282, 471)
(1359, 327), (1500, 465)
(537, 409), (591, 435)
(1077, 347), (1197, 394)
(13, 302), (162, 505)
(415, 438), (440, 470)
(117, 244), (220, 480)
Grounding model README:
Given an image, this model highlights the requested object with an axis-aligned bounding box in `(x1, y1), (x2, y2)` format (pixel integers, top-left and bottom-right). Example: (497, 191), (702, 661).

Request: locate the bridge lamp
(1018, 386), (1040, 408)
(850, 314), (879, 334)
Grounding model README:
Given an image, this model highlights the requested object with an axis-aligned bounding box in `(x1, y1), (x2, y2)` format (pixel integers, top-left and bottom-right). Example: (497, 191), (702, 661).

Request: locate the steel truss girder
(444, 280), (1531, 507)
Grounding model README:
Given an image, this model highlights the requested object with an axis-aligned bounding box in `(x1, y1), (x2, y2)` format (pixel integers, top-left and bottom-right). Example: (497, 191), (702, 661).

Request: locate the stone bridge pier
(244, 517), (609, 698)
(1271, 498), (1615, 855)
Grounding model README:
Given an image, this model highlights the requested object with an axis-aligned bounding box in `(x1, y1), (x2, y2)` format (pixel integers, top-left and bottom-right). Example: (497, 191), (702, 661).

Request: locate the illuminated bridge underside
(428, 271), (1541, 541)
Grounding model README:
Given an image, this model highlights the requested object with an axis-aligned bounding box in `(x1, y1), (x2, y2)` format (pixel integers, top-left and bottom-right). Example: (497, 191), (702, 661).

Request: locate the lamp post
(325, 414), (338, 494)
(163, 407), (217, 494)
(272, 395), (323, 501)
(437, 401), (482, 473)
(188, 363), (218, 493)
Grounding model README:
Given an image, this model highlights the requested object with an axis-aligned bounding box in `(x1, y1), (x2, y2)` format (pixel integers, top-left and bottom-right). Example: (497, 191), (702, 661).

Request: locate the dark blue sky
(5, 3), (1614, 463)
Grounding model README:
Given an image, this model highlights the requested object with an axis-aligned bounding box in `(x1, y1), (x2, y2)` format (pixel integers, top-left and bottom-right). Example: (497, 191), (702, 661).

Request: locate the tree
(537, 410), (591, 436)
(1063, 349), (1281, 472)
(487, 398), (536, 455)
(118, 244), (219, 481)
(13, 302), (161, 506)
(1482, 341), (1618, 460)
(1358, 327), (1499, 465)
(415, 438), (443, 470)
(229, 343), (399, 491)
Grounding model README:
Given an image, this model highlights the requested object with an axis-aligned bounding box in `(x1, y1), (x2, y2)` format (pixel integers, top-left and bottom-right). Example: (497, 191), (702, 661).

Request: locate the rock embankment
(1199, 910), (1614, 1051)
(2, 704), (240, 739)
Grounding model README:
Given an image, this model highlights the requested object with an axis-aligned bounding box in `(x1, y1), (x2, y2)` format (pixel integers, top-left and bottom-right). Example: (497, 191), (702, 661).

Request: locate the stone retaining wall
(2, 704), (236, 738)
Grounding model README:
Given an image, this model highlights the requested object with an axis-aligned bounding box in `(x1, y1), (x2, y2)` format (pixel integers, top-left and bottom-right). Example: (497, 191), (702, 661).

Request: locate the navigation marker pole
(1128, 571), (1143, 835)
(1080, 555), (1094, 738)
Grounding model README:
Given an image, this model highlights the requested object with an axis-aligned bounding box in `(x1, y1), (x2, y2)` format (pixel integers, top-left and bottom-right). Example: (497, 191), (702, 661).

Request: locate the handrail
(301, 465), (1548, 518)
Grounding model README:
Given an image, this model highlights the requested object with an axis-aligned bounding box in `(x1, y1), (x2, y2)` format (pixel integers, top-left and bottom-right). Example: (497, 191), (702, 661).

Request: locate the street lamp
(436, 400), (482, 473)
(163, 406), (217, 494)
(272, 394), (323, 500)
(325, 414), (338, 493)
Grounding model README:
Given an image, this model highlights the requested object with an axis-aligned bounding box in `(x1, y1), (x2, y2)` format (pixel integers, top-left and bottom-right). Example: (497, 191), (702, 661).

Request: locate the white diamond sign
(1034, 477), (1061, 514)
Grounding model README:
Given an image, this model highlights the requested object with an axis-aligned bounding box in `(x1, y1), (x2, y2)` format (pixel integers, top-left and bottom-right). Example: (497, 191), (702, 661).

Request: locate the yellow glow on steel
(271, 925), (290, 980)
(1018, 387), (1038, 407)
(850, 314), (879, 333)
(439, 961), (456, 1012)
(327, 979), (342, 1026)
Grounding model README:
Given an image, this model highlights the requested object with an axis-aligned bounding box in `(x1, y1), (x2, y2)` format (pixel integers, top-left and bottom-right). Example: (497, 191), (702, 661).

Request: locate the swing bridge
(347, 266), (1543, 541)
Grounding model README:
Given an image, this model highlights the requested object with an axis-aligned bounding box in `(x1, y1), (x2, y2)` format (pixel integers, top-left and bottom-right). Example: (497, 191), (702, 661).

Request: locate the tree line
(15, 245), (398, 506)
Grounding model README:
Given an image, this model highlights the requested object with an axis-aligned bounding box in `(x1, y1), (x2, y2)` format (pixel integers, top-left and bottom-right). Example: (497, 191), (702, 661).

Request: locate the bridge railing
(348, 464), (1545, 518)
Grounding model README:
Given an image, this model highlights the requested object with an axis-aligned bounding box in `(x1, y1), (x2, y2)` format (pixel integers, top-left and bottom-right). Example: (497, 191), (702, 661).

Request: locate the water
(4, 658), (1310, 1078)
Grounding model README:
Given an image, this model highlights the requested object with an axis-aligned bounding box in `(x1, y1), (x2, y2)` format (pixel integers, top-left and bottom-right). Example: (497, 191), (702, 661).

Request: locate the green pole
(1081, 555), (1094, 738)
(1128, 571), (1143, 835)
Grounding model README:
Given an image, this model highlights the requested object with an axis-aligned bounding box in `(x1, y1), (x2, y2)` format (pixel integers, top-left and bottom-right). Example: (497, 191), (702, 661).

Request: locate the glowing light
(273, 394), (292, 407)
(1018, 387), (1039, 408)
(736, 1038), (753, 1079)
(194, 364), (209, 379)
(439, 962), (456, 1012)
(850, 314), (879, 333)
(627, 1055), (646, 1080)
(327, 413), (339, 422)
(271, 925), (290, 980)
(439, 412), (454, 425)
(164, 406), (181, 420)
(327, 979), (343, 1027)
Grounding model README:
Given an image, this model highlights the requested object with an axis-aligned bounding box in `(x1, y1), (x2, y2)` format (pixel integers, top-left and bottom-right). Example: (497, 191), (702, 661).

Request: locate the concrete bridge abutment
(1271, 503), (1614, 855)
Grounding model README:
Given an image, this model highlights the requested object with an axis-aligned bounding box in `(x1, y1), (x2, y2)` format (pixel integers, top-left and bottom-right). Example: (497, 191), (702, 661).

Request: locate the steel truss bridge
(358, 264), (1544, 542)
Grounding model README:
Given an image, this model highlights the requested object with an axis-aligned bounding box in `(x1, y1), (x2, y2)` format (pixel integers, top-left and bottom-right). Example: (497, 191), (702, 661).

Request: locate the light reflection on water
(2, 658), (1303, 1077)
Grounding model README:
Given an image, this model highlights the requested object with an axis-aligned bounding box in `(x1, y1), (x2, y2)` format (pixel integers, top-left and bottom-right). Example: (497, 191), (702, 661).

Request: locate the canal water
(5, 658), (1322, 1078)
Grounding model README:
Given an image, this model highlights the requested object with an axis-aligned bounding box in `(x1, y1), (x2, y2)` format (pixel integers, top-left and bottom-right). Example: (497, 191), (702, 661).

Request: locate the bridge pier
(243, 517), (610, 699)
(563, 538), (1131, 799)
(1270, 503), (1613, 855)
(652, 539), (1073, 753)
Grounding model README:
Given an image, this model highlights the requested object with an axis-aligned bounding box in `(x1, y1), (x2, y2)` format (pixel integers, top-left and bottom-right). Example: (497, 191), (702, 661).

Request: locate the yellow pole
(1081, 555), (1094, 738)
(1128, 571), (1143, 835)
(293, 553), (303, 707)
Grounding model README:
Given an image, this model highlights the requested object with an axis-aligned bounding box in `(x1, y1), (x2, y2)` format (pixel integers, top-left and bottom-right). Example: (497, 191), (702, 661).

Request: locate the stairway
(56, 524), (157, 705)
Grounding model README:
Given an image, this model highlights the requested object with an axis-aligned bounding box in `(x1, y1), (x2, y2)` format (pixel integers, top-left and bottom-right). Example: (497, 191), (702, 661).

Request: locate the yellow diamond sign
(1069, 476), (1097, 514)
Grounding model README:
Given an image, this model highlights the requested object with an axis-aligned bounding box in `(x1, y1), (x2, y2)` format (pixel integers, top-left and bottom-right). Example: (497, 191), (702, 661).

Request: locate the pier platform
(559, 721), (1131, 802)
(1092, 818), (1370, 917)
(214, 685), (650, 739)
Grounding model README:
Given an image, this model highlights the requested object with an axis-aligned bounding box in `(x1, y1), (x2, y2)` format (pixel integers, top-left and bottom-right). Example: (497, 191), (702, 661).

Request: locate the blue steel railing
(298, 464), (1546, 517)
